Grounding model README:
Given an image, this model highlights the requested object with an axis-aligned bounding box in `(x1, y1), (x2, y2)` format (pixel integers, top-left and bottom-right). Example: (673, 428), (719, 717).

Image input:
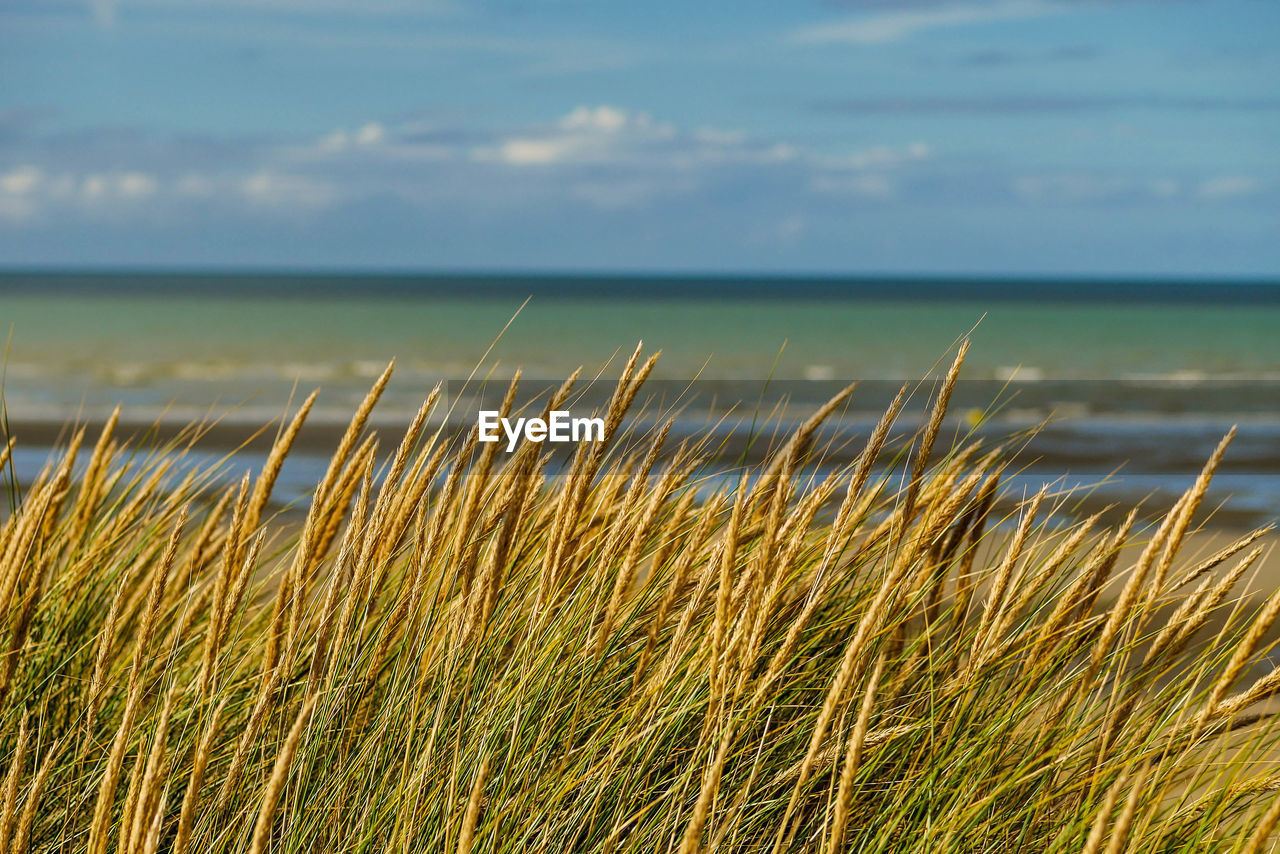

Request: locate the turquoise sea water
(2, 273), (1279, 525)
(3, 275), (1279, 414)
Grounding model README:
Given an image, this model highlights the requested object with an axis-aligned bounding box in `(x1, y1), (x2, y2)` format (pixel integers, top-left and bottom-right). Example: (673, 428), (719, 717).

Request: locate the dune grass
(1, 342), (1279, 853)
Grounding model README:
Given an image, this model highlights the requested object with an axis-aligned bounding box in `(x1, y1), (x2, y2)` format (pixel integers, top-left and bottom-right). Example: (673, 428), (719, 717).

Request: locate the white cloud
(469, 105), (809, 176)
(1, 107), (941, 220)
(1, 165), (43, 195)
(317, 130), (350, 154)
(494, 139), (572, 166)
(0, 165), (164, 221)
(0, 167), (42, 223)
(790, 0), (1059, 46)
(1197, 176), (1262, 199)
(315, 123), (384, 153)
(118, 172), (158, 198)
(474, 105), (678, 167)
(355, 122), (385, 146)
(298, 121), (437, 164)
(78, 172), (160, 202)
(241, 170), (334, 209)
(811, 142), (931, 199)
(82, 175), (109, 200)
(2, 164), (332, 221)
(560, 105), (630, 134)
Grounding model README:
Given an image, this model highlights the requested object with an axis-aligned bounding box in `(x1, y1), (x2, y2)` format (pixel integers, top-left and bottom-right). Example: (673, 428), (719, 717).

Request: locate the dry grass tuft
(0, 342), (1277, 852)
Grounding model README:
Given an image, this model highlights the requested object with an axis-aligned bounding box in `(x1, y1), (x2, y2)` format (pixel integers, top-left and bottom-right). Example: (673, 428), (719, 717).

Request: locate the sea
(2, 271), (1279, 527)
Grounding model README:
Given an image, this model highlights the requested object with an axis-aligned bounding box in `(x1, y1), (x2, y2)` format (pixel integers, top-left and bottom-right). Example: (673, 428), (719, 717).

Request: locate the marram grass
(1, 343), (1279, 853)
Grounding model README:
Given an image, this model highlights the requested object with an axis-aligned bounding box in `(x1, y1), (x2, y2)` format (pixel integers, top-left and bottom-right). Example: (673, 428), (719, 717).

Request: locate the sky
(0, 0), (1276, 276)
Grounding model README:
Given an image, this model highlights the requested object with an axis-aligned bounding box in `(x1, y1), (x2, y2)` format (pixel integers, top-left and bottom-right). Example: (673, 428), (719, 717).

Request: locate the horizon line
(4, 267), (1280, 303)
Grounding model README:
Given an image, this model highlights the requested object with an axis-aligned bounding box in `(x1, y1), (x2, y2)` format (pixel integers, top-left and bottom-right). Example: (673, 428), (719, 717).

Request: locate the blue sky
(0, 0), (1276, 275)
